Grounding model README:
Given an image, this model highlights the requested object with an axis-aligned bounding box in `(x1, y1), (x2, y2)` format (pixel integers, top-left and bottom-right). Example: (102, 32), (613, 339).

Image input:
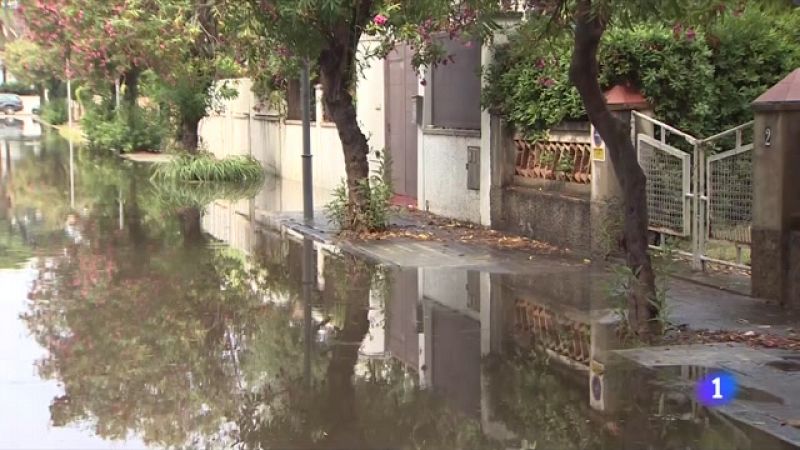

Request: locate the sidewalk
(257, 206), (800, 337)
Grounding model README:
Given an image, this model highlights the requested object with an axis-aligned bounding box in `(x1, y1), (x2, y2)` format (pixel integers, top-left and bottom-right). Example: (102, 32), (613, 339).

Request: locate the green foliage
(2, 39), (63, 88)
(40, 101), (68, 125)
(482, 31), (585, 140)
(0, 219), (34, 269)
(149, 178), (264, 211)
(82, 104), (165, 153)
(151, 152), (264, 183)
(484, 8), (800, 138)
(599, 23), (715, 137)
(0, 82), (38, 96)
(326, 149), (393, 231)
(706, 7), (800, 130)
(607, 243), (676, 337)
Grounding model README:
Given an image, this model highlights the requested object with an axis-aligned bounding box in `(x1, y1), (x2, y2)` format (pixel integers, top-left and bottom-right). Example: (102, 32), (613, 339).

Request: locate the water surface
(0, 133), (794, 449)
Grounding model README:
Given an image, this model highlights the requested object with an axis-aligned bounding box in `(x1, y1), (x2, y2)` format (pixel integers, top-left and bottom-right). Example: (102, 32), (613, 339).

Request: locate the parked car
(0, 93), (24, 115)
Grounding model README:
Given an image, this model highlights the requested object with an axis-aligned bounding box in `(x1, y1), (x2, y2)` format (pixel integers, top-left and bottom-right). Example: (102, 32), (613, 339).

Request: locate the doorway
(385, 44), (419, 201)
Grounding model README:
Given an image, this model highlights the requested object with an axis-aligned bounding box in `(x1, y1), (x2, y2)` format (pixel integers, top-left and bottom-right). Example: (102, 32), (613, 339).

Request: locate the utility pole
(300, 58), (313, 223)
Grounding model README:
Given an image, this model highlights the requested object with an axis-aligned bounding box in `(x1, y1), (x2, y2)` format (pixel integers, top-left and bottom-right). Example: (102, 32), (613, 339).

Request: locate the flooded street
(1, 132), (797, 449)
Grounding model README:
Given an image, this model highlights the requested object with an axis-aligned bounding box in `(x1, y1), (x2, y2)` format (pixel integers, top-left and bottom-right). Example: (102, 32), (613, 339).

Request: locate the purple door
(385, 44), (418, 199)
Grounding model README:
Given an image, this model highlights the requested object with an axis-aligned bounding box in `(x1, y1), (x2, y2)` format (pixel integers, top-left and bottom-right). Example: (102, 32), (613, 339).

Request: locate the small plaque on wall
(590, 124), (606, 162)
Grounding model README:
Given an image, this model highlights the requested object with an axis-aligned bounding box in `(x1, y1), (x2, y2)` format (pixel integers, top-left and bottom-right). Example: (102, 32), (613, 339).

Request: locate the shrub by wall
(483, 8), (800, 139)
(40, 101), (68, 126)
(82, 105), (165, 153)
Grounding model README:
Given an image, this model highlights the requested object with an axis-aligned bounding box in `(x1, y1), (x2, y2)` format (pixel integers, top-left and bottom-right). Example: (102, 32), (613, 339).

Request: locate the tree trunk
(319, 58), (371, 231)
(122, 67), (141, 107)
(177, 206), (205, 246)
(322, 255), (370, 447)
(179, 114), (201, 153)
(317, 1), (375, 231)
(569, 0), (657, 335)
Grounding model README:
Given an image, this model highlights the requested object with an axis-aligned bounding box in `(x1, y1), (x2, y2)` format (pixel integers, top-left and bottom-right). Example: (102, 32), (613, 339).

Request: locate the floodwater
(0, 132), (796, 450)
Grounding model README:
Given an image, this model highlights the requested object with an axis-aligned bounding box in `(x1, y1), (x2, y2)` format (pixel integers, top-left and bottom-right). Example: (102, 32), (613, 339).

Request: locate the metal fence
(631, 111), (754, 270)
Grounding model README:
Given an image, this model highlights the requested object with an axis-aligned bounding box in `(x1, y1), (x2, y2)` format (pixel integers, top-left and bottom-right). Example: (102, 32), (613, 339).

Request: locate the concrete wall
(419, 131), (482, 223)
(19, 96), (40, 115)
(496, 186), (592, 254)
(199, 39), (386, 196)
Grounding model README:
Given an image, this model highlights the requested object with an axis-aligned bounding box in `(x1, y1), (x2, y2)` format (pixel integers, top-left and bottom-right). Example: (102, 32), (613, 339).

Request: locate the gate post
(589, 85), (652, 259)
(751, 69), (800, 306)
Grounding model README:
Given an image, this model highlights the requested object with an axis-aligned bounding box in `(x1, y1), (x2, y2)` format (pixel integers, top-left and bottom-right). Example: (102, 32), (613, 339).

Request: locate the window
(430, 38), (481, 130)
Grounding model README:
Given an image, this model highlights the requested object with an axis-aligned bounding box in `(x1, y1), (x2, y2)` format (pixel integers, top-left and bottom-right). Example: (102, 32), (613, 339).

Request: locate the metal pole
(66, 59), (73, 128)
(301, 59), (314, 223)
(115, 79), (121, 110)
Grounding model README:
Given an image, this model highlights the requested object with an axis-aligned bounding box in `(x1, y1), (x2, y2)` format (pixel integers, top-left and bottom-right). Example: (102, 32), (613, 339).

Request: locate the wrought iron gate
(631, 111), (753, 270)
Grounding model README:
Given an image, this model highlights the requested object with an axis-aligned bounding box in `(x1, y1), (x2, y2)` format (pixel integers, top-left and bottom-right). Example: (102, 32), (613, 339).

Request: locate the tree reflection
(22, 157), (272, 446)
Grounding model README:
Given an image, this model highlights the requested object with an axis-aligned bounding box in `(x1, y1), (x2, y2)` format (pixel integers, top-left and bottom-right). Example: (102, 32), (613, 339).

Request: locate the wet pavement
(1, 132), (799, 449)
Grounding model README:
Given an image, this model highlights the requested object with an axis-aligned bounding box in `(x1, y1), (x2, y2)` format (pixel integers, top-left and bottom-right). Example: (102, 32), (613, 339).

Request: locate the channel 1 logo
(695, 371), (738, 407)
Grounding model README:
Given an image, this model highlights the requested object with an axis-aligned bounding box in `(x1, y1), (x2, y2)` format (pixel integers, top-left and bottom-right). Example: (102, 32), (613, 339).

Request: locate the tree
(517, 0), (795, 334)
(3, 39), (64, 96)
(224, 0), (498, 231)
(18, 0), (238, 152)
(17, 0), (178, 104)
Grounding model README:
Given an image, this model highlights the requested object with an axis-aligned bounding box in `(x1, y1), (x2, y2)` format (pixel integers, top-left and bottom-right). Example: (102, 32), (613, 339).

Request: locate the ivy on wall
(482, 7), (800, 140)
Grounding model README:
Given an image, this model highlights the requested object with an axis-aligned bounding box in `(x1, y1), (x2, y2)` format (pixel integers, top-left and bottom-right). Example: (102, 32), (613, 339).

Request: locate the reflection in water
(3, 133), (797, 449)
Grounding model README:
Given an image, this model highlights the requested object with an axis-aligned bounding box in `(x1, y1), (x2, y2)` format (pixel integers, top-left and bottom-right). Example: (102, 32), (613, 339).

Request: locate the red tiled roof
(753, 68), (800, 111)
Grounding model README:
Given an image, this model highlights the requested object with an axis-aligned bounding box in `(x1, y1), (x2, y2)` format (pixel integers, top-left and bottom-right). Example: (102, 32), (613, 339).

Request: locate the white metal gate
(631, 111), (753, 270)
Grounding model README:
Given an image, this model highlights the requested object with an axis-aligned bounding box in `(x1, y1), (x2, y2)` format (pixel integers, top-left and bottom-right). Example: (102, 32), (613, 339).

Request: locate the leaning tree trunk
(317, 1), (375, 232)
(569, 0), (657, 335)
(319, 58), (371, 231)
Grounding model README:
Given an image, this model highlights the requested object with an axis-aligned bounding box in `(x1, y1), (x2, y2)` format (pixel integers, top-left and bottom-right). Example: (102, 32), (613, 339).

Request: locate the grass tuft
(152, 152), (264, 183)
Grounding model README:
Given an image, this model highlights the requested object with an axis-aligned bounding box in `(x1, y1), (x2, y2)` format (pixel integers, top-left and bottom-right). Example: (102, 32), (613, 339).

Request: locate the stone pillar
(589, 85), (653, 259)
(751, 68), (800, 307)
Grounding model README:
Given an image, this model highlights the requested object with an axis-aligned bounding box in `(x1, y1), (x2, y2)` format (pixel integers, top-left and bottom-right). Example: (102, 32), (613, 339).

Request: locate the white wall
(199, 38), (386, 197)
(19, 96), (39, 115)
(419, 132), (482, 223)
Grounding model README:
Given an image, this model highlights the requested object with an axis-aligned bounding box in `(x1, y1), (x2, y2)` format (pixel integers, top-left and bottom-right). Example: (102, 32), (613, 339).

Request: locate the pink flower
(539, 77), (555, 88)
(672, 22), (682, 39)
(373, 14), (388, 26)
(420, 79), (427, 86)
(535, 58), (546, 69)
(685, 27), (696, 42)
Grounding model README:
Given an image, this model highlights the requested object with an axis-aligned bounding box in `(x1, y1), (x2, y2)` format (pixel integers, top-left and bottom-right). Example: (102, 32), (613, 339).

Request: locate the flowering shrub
(483, 8), (800, 139)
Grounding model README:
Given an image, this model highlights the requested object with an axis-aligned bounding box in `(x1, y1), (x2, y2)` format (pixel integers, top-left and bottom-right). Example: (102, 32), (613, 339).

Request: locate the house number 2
(764, 127), (772, 147)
